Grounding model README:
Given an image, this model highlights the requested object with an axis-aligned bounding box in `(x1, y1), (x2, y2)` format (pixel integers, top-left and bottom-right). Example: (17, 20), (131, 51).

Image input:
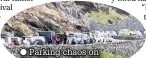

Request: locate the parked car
(67, 33), (83, 44)
(39, 31), (55, 44)
(80, 33), (89, 44)
(7, 37), (22, 46)
(95, 36), (126, 43)
(22, 36), (46, 45)
(22, 39), (30, 46)
(94, 31), (117, 37)
(94, 31), (103, 36)
(67, 33), (74, 44)
(56, 33), (65, 44)
(106, 31), (117, 36)
(143, 30), (146, 37)
(130, 31), (142, 36)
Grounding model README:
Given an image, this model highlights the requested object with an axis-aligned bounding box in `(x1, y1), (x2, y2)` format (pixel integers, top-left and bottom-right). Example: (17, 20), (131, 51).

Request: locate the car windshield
(11, 38), (17, 41)
(75, 34), (82, 38)
(68, 34), (74, 37)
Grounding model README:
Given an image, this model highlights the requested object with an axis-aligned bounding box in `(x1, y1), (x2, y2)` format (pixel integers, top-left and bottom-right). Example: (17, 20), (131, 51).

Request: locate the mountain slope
(1, 1), (144, 37)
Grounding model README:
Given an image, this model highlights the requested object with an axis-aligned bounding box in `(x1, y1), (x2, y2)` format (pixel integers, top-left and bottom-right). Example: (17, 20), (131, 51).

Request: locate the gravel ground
(6, 40), (145, 58)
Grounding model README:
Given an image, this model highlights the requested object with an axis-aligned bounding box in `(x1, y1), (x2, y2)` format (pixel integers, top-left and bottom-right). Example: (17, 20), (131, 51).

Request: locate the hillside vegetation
(1, 1), (131, 37)
(86, 50), (130, 58)
(88, 9), (128, 24)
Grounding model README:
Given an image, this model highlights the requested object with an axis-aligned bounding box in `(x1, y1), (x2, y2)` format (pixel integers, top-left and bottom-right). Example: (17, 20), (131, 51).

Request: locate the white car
(81, 33), (89, 44)
(95, 36), (126, 43)
(98, 31), (117, 37)
(74, 33), (82, 44)
(22, 40), (30, 46)
(67, 33), (74, 44)
(131, 31), (142, 36)
(108, 31), (117, 36)
(23, 36), (46, 45)
(67, 33), (82, 44)
(94, 31), (106, 37)
(7, 37), (22, 45)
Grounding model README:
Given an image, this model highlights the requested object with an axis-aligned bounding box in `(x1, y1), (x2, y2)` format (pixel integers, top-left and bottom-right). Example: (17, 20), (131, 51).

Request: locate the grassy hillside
(86, 51), (130, 58)
(88, 8), (128, 24)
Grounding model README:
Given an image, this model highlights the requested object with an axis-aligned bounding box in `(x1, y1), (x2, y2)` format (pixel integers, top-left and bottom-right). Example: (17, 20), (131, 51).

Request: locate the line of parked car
(2, 29), (146, 47)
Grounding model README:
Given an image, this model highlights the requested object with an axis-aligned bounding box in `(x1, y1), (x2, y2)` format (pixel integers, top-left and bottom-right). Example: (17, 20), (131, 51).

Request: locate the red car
(143, 30), (146, 37)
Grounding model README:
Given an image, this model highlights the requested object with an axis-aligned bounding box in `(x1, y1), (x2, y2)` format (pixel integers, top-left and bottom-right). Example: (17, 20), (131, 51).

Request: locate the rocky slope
(1, 1), (144, 37)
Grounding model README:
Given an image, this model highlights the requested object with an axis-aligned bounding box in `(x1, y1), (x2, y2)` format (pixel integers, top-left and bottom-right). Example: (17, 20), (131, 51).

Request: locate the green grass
(100, 51), (115, 58)
(88, 9), (128, 24)
(86, 51), (130, 58)
(100, 51), (130, 58)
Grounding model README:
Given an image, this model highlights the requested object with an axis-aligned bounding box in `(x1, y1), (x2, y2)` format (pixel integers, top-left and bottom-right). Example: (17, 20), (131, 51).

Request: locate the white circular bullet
(20, 49), (27, 55)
